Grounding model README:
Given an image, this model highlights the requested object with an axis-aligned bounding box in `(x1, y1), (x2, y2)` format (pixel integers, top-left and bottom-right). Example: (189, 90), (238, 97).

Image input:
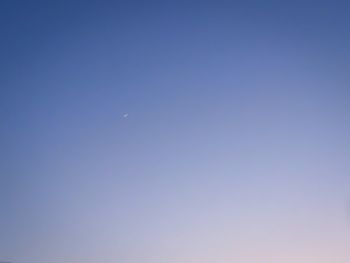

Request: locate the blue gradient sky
(2, 1), (350, 262)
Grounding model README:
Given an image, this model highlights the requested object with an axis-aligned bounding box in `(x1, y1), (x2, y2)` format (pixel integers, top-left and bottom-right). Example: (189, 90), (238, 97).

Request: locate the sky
(1, 1), (350, 263)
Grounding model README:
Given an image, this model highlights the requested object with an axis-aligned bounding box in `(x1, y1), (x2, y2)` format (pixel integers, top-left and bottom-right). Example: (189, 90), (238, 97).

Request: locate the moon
(123, 113), (129, 118)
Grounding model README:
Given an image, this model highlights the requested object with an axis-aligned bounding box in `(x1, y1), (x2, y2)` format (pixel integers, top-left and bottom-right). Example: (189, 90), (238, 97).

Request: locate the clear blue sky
(1, 1), (350, 263)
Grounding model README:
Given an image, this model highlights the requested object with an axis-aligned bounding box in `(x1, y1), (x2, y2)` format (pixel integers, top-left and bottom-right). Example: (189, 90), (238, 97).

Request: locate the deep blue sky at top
(2, 0), (350, 141)
(2, 0), (350, 169)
